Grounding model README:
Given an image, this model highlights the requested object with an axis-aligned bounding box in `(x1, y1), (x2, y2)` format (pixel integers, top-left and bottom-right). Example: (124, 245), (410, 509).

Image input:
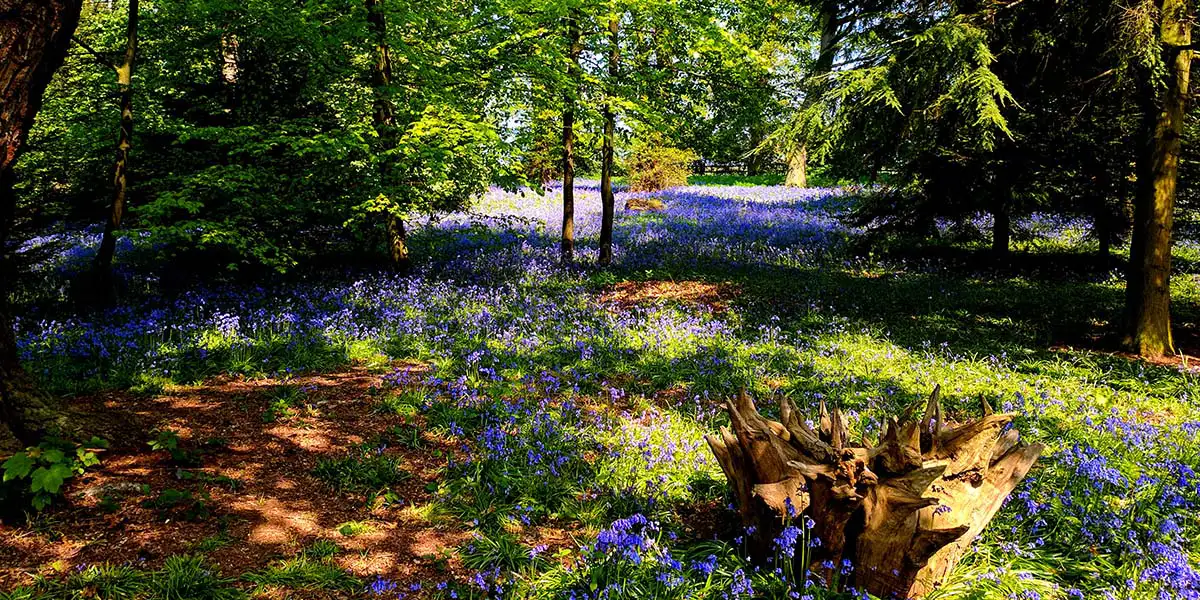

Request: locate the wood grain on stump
(705, 387), (1043, 599)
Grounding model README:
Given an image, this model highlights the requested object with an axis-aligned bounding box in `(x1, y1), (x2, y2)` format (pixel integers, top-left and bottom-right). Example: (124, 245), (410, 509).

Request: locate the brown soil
(0, 365), (482, 593)
(600, 280), (739, 313)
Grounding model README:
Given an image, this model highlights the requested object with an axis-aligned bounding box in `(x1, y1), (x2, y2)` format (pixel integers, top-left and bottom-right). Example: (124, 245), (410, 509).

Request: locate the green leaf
(2, 452), (35, 481)
(30, 463), (72, 494)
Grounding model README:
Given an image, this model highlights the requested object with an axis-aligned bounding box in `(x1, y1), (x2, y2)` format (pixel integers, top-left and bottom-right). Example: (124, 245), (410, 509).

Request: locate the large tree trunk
(598, 16), (618, 266)
(560, 12), (581, 263)
(0, 0), (85, 446)
(786, 0), (838, 189)
(784, 147), (807, 188)
(93, 0), (138, 298)
(706, 388), (1042, 599)
(1125, 1), (1190, 358)
(365, 0), (410, 271)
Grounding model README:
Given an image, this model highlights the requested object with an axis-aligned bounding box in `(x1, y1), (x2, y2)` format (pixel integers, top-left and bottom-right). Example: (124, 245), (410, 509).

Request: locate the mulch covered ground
(0, 366), (480, 592)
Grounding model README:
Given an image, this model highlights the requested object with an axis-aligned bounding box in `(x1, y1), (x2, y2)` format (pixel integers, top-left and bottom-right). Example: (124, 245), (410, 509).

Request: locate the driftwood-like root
(706, 387), (1043, 599)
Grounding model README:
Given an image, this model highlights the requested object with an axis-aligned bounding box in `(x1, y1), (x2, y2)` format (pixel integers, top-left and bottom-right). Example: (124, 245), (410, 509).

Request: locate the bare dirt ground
(0, 366), (476, 593)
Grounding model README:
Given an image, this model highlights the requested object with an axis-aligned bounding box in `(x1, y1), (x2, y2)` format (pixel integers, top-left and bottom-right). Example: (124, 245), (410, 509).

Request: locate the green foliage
(312, 444), (411, 494)
(150, 555), (245, 600)
(336, 520), (376, 536)
(1, 437), (107, 512)
(627, 142), (697, 192)
(243, 555), (361, 593)
(148, 429), (203, 467)
(459, 531), (547, 572)
(141, 488), (213, 521)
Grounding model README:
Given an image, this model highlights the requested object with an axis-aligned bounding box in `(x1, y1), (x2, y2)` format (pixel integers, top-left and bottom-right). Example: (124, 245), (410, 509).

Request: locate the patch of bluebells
(12, 183), (1200, 599)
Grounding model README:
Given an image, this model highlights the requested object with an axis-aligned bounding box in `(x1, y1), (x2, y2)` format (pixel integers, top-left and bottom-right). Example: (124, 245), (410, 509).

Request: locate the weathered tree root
(706, 387), (1043, 599)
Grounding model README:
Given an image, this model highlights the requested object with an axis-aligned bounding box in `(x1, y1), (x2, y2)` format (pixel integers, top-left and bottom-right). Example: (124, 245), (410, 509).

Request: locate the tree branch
(71, 35), (116, 70)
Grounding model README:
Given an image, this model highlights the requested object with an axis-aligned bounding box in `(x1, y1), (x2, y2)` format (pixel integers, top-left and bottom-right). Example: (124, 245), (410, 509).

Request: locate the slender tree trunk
(365, 0), (410, 270)
(1126, 2), (1190, 358)
(787, 0), (838, 188)
(785, 147), (807, 188)
(1, 0), (85, 445)
(93, 0), (138, 297)
(991, 203), (1010, 256)
(561, 12), (581, 262)
(599, 15), (618, 266)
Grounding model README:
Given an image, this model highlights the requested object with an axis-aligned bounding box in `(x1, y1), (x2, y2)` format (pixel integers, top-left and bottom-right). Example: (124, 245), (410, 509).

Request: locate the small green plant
(193, 531), (233, 552)
(149, 429), (202, 467)
(312, 445), (410, 494)
(459, 531), (546, 572)
(243, 555), (360, 593)
(385, 423), (427, 449)
(374, 387), (425, 416)
(336, 520), (376, 537)
(151, 554), (244, 600)
(142, 488), (213, 521)
(302, 539), (341, 559)
(34, 563), (148, 600)
(262, 384), (313, 423)
(1, 436), (107, 511)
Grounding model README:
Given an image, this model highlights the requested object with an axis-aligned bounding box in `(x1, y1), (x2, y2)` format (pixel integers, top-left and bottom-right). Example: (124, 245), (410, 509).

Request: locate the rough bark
(785, 147), (807, 188)
(598, 15), (618, 266)
(560, 12), (582, 263)
(1125, 0), (1190, 358)
(706, 388), (1043, 599)
(365, 0), (410, 271)
(1, 0), (85, 445)
(93, 0), (138, 296)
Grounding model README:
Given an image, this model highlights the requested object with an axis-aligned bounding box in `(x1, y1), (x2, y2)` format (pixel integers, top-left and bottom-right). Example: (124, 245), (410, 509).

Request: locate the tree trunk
(0, 0), (85, 445)
(785, 147), (807, 188)
(991, 203), (1010, 256)
(365, 0), (410, 271)
(93, 0), (138, 298)
(598, 15), (618, 266)
(787, 0), (838, 189)
(706, 388), (1042, 599)
(1125, 0), (1190, 358)
(560, 12), (581, 263)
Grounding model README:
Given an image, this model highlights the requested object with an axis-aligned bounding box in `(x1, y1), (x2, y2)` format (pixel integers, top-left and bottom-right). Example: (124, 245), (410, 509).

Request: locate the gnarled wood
(707, 387), (1043, 599)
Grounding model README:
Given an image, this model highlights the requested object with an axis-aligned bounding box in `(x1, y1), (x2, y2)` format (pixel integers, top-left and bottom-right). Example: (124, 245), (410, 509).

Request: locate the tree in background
(1122, 0), (1194, 357)
(599, 9), (620, 266)
(89, 0), (138, 298)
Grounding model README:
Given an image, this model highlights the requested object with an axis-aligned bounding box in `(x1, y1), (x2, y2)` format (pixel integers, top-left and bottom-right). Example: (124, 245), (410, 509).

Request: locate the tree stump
(705, 387), (1043, 599)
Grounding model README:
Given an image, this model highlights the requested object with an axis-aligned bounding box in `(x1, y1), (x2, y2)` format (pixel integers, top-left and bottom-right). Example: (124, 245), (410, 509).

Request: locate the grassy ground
(2, 183), (1199, 599)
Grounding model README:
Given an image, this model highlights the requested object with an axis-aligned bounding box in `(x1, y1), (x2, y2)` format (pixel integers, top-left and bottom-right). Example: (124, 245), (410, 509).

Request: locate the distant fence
(690, 160), (787, 175)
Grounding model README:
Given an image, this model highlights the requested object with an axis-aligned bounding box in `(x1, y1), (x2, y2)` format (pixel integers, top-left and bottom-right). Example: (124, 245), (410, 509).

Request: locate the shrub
(627, 143), (697, 192)
(1, 437), (108, 513)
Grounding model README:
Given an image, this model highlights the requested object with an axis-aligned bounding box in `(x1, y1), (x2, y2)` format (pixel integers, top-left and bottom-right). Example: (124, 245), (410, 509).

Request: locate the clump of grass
(150, 555), (244, 600)
(262, 384), (310, 423)
(312, 445), (410, 493)
(141, 488), (213, 521)
(243, 556), (360, 593)
(459, 531), (546, 572)
(373, 386), (426, 417)
(33, 564), (148, 600)
(336, 520), (376, 537)
(302, 539), (341, 559)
